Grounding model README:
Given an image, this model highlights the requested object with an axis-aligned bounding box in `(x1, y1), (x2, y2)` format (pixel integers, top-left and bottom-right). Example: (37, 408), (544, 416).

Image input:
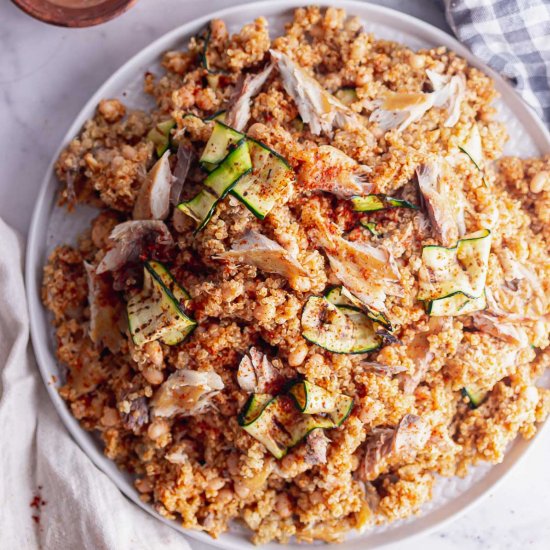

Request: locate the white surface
(0, 221), (192, 550)
(1, 1), (550, 549)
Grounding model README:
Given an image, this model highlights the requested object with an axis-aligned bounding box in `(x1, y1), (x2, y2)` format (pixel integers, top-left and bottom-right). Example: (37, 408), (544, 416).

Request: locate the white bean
(530, 171), (549, 194)
(147, 419), (170, 440)
(142, 366), (164, 386)
(410, 54), (425, 69)
(144, 341), (164, 368)
(288, 344), (308, 367)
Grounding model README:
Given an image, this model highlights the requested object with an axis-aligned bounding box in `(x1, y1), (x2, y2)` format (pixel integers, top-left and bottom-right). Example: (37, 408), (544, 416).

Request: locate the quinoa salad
(42, 6), (550, 545)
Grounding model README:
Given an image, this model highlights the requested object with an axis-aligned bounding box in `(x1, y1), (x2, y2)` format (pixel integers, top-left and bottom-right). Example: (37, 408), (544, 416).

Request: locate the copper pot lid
(12, 0), (139, 28)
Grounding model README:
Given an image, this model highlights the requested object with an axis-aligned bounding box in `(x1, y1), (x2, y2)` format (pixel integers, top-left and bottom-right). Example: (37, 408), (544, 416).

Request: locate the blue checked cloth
(444, 0), (550, 125)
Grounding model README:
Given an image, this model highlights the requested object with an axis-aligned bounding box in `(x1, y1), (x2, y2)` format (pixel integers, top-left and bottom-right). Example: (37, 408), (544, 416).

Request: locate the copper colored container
(12, 0), (138, 28)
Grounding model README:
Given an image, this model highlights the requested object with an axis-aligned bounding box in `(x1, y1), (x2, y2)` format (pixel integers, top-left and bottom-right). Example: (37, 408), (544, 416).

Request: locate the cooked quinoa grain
(44, 7), (549, 544)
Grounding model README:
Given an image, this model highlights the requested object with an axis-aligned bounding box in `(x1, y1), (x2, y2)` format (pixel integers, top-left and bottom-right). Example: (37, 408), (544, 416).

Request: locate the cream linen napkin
(0, 217), (192, 550)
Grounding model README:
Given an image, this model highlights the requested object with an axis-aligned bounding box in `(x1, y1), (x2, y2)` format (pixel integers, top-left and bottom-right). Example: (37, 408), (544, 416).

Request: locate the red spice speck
(30, 488), (47, 528)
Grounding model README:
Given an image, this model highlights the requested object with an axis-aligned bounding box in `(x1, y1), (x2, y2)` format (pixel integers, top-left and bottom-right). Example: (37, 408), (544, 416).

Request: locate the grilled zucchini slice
(177, 188), (219, 233)
(238, 394), (334, 459)
(203, 139), (252, 199)
(360, 219), (381, 236)
(461, 387), (486, 409)
(204, 110), (227, 122)
(147, 119), (176, 157)
(200, 121), (245, 170)
(418, 229), (491, 316)
(231, 138), (294, 219)
(427, 291), (487, 316)
(301, 296), (381, 354)
(127, 261), (196, 347)
(325, 285), (392, 331)
(288, 380), (354, 426)
(179, 139), (251, 232)
(351, 194), (418, 212)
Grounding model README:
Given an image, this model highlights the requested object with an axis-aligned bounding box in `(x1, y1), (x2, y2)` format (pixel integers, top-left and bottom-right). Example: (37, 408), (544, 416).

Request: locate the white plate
(25, 1), (550, 549)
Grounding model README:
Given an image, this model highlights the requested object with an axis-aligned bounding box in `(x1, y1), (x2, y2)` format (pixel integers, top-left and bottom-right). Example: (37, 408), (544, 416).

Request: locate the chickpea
(351, 39), (368, 62)
(233, 480), (250, 499)
(216, 488), (233, 505)
(84, 152), (99, 172)
(142, 366), (164, 386)
(288, 344), (308, 367)
(121, 144), (137, 161)
(290, 276), (311, 293)
(410, 54), (426, 70)
(98, 98), (126, 123)
(206, 477), (226, 492)
(306, 353), (325, 370)
(91, 213), (116, 249)
(100, 407), (119, 427)
(147, 418), (170, 440)
(227, 453), (240, 476)
(143, 341), (163, 368)
(275, 494), (292, 518)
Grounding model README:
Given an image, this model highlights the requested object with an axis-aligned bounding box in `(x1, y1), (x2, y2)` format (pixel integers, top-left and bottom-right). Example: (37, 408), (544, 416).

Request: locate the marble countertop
(1, 0), (549, 549)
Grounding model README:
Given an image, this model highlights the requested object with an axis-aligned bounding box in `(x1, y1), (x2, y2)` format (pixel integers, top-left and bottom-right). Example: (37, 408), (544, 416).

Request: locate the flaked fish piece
(152, 369), (224, 418)
(427, 69), (466, 127)
(120, 393), (149, 432)
(304, 429), (330, 465)
(312, 204), (401, 312)
(369, 91), (436, 133)
(499, 249), (546, 298)
(484, 286), (510, 318)
(84, 261), (123, 353)
(170, 143), (194, 206)
(359, 414), (430, 481)
(96, 220), (174, 274)
(416, 159), (467, 246)
(368, 69), (466, 133)
(237, 347), (284, 394)
(393, 414), (431, 455)
(359, 427), (394, 481)
(225, 63), (274, 131)
(297, 145), (372, 198)
(325, 254), (388, 313)
(398, 317), (452, 393)
(472, 312), (529, 347)
(133, 151), (173, 220)
(214, 230), (308, 284)
(459, 123), (483, 167)
(398, 335), (433, 394)
(271, 50), (359, 136)
(486, 250), (549, 321)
